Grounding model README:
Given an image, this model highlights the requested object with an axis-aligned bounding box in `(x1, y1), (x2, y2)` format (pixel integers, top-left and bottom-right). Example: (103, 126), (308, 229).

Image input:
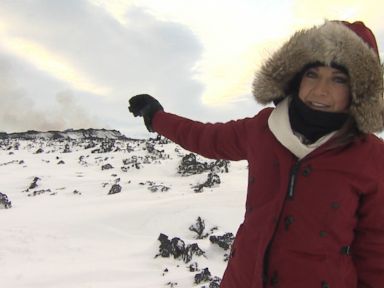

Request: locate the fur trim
(253, 21), (384, 133)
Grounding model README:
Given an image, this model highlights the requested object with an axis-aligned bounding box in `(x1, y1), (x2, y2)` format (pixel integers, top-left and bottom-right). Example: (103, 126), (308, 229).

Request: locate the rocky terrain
(0, 129), (248, 288)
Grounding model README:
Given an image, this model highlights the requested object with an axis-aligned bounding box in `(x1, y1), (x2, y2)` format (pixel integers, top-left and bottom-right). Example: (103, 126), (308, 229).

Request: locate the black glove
(128, 94), (164, 132)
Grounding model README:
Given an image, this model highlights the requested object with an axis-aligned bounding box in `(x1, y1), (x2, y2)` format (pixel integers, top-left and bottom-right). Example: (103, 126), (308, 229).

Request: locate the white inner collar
(268, 97), (336, 159)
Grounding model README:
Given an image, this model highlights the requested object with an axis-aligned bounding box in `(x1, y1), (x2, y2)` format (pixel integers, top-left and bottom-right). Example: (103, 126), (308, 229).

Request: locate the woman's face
(298, 66), (351, 113)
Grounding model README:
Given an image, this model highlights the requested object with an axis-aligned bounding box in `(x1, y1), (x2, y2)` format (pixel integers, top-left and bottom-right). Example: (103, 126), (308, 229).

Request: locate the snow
(0, 136), (248, 288)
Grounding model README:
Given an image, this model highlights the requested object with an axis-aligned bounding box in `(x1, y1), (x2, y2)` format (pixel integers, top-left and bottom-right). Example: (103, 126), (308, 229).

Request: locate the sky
(0, 0), (383, 138)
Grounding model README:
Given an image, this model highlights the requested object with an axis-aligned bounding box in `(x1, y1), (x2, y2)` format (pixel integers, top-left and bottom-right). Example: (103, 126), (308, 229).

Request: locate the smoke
(0, 91), (99, 133)
(0, 60), (99, 132)
(53, 90), (99, 130)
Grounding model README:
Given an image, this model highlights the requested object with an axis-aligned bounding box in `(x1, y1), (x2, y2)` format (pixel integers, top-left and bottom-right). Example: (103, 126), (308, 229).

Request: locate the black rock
(194, 268), (211, 284)
(145, 142), (156, 153)
(149, 134), (171, 145)
(156, 233), (175, 258)
(121, 156), (142, 170)
(108, 184), (122, 195)
(209, 233), (235, 251)
(182, 243), (205, 263)
(156, 233), (205, 263)
(0, 129), (129, 141)
(178, 153), (230, 176)
(84, 141), (97, 149)
(91, 141), (113, 154)
(35, 148), (44, 154)
(193, 172), (221, 193)
(145, 141), (168, 160)
(126, 144), (134, 152)
(79, 155), (88, 166)
(188, 262), (199, 272)
(63, 144), (71, 153)
(101, 163), (114, 170)
(210, 159), (230, 173)
(209, 276), (222, 288)
(146, 181), (170, 193)
(28, 189), (53, 197)
(189, 217), (208, 239)
(0, 192), (12, 209)
(28, 177), (41, 190)
(171, 237), (186, 259)
(178, 153), (209, 176)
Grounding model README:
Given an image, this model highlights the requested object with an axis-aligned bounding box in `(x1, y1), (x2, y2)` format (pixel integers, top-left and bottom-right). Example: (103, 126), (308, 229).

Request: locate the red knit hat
(338, 20), (380, 58)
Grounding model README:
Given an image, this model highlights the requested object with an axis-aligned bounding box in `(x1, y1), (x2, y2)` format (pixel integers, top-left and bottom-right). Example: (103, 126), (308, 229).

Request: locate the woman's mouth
(308, 101), (331, 110)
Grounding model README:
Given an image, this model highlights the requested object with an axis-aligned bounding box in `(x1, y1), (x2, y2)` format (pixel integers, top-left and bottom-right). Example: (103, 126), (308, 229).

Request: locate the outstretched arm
(128, 94), (249, 161)
(152, 111), (248, 161)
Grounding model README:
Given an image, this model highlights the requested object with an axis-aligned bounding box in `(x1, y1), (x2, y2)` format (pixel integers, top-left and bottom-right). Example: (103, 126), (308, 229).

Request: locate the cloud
(108, 0), (294, 106)
(0, 1), (208, 135)
(2, 0), (381, 137)
(0, 1), (204, 98)
(0, 37), (109, 95)
(291, 0), (384, 28)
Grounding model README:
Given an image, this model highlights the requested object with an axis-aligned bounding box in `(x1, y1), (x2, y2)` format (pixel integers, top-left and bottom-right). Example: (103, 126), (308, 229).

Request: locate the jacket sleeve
(352, 144), (384, 287)
(151, 111), (250, 161)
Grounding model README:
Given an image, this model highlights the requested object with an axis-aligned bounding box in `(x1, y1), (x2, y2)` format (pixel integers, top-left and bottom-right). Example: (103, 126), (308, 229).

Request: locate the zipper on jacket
(262, 243), (272, 285)
(262, 160), (302, 283)
(287, 160), (301, 199)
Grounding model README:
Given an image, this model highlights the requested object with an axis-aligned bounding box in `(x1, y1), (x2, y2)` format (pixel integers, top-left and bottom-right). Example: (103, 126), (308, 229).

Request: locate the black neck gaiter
(288, 95), (349, 143)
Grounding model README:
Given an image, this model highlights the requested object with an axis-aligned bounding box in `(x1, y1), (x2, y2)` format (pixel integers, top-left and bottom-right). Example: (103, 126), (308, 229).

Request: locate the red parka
(152, 108), (384, 288)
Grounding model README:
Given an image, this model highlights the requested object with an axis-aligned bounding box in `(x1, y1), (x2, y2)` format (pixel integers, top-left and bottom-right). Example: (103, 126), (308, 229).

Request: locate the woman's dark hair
(329, 116), (362, 149)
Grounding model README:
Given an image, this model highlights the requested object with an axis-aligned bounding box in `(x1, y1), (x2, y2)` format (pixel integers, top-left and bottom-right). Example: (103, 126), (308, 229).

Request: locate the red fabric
(152, 109), (384, 288)
(339, 20), (380, 57)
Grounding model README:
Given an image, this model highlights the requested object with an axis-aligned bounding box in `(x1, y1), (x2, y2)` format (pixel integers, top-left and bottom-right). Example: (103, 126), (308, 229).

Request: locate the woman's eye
(333, 76), (349, 84)
(304, 70), (317, 78)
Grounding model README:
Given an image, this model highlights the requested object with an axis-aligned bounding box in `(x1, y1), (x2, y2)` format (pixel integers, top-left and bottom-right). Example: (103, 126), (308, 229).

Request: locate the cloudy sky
(0, 0), (383, 138)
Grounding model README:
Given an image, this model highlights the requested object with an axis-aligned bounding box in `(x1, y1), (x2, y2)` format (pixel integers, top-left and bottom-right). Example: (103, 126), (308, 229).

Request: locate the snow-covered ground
(0, 134), (248, 288)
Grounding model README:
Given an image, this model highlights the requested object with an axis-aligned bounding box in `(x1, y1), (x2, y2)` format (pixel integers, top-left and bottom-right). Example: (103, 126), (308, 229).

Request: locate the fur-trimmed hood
(253, 21), (384, 133)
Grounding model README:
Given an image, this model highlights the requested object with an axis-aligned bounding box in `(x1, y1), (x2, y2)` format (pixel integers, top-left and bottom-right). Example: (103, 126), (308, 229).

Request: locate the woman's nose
(312, 79), (330, 97)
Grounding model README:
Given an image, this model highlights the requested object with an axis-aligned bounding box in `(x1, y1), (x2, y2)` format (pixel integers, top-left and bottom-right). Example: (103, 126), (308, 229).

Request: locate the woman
(129, 20), (384, 288)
